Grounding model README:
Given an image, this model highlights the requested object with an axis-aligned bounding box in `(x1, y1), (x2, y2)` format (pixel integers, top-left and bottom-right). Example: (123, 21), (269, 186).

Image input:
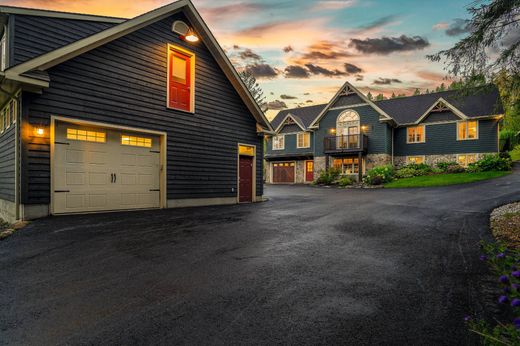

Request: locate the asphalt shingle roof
(270, 86), (503, 129)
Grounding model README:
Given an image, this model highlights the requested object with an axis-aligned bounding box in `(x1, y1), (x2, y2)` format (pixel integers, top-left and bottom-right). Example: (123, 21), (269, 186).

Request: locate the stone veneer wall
(0, 199), (16, 224)
(394, 153), (494, 167)
(314, 156), (327, 177)
(264, 160), (270, 183)
(365, 154), (392, 170)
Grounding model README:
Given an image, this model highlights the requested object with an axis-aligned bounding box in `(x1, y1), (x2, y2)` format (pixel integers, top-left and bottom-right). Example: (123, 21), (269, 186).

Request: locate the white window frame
(272, 134), (285, 150)
(457, 153), (477, 167)
(406, 155), (425, 164)
(406, 125), (425, 144)
(296, 132), (310, 149)
(0, 26), (7, 72)
(457, 120), (479, 141)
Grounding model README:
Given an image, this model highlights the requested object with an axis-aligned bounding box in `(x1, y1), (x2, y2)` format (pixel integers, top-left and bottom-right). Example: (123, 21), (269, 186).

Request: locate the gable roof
(271, 104), (327, 131)
(2, 0), (273, 131)
(375, 87), (503, 125)
(274, 114), (307, 132)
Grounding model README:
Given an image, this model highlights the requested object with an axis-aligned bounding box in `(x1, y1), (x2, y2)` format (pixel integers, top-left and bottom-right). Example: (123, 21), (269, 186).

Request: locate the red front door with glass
(168, 49), (191, 111)
(239, 156), (253, 202)
(305, 160), (314, 182)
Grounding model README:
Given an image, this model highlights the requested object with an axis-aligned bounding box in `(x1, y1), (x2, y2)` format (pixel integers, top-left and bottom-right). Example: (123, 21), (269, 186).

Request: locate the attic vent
(172, 20), (189, 36)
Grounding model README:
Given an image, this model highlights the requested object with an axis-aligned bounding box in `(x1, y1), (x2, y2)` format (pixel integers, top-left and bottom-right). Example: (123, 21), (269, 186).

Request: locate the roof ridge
(374, 85), (495, 103)
(0, 5), (128, 22)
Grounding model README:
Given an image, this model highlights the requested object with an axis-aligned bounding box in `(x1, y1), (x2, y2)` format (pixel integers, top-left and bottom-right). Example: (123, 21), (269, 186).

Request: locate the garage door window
(121, 135), (152, 148)
(67, 129), (106, 143)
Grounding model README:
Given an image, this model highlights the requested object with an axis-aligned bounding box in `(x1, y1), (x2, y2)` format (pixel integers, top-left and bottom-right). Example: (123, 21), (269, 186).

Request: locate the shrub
(337, 176), (354, 187)
(445, 164), (466, 174)
(395, 163), (432, 178)
(437, 161), (459, 172)
(315, 167), (341, 185)
(364, 165), (394, 185)
(500, 129), (520, 152)
(467, 154), (513, 173)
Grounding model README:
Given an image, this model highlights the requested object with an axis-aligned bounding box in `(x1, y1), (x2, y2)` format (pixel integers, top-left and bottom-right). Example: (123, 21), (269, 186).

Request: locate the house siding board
(0, 126), (16, 202)
(22, 13), (263, 203)
(331, 94), (364, 108)
(279, 124), (302, 134)
(11, 14), (115, 66)
(422, 111), (460, 124)
(266, 132), (314, 156)
(314, 105), (390, 155)
(395, 119), (499, 156)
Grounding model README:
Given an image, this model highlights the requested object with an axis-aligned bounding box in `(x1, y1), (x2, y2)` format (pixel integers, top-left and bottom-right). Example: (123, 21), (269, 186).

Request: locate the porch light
(184, 29), (199, 43)
(361, 125), (369, 132)
(35, 127), (44, 136)
(329, 128), (336, 135)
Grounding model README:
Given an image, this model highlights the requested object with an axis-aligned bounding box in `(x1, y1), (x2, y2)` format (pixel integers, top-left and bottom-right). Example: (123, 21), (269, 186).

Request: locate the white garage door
(53, 121), (161, 214)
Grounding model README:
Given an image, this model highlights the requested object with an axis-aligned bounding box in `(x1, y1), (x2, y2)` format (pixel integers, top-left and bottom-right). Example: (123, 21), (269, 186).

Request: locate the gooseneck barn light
(172, 20), (199, 43)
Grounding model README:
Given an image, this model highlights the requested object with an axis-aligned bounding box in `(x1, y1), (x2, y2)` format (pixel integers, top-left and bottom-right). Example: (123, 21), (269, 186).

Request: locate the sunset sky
(0, 0), (475, 119)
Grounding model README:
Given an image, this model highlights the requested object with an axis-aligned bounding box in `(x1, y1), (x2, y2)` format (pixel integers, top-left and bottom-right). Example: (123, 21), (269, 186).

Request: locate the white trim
(166, 44), (195, 113)
(309, 81), (394, 128)
(456, 120), (479, 141)
(296, 132), (310, 149)
(406, 155), (426, 164)
(50, 116), (168, 215)
(414, 97), (467, 124)
(272, 134), (285, 150)
(406, 124), (426, 144)
(274, 113), (306, 133)
(237, 143), (257, 203)
(329, 103), (368, 110)
(397, 114), (503, 127)
(0, 6), (127, 23)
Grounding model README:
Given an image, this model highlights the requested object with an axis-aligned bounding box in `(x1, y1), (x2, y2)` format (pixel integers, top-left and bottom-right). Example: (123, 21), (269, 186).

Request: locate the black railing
(324, 134), (368, 153)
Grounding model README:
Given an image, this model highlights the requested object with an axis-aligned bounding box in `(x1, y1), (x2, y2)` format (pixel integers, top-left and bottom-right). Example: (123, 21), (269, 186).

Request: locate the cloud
(358, 15), (399, 31)
(283, 45), (294, 53)
(284, 65), (310, 78)
(445, 18), (472, 36)
(416, 70), (446, 82)
(244, 63), (279, 79)
(373, 78), (402, 85)
(280, 94), (298, 99)
(266, 100), (288, 110)
(432, 22), (449, 31)
(238, 48), (262, 61)
(310, 0), (357, 11)
(299, 40), (353, 61)
(349, 35), (430, 54)
(344, 63), (363, 74)
(305, 63), (347, 76)
(306, 100), (314, 103)
(355, 75), (363, 81)
(199, 3), (270, 22)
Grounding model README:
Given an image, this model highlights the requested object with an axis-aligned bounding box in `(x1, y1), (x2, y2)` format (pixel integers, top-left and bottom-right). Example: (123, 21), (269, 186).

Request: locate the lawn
(511, 145), (520, 162)
(385, 171), (510, 188)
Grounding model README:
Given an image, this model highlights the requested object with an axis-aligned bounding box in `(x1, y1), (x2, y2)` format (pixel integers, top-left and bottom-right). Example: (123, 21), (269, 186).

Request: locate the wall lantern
(172, 20), (199, 43)
(329, 128), (336, 135)
(361, 125), (369, 132)
(34, 127), (45, 137)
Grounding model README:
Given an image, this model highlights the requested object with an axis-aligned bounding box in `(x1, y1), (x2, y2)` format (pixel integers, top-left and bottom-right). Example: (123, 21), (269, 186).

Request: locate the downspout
(14, 91), (20, 220)
(391, 127), (394, 166)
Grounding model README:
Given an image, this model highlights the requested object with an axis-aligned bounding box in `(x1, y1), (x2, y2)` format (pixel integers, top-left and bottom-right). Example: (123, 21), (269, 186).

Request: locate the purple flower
(512, 299), (520, 307)
(512, 271), (520, 278)
(499, 295), (509, 304)
(480, 255), (487, 261)
(504, 286), (512, 293)
(464, 315), (471, 322)
(513, 284), (520, 291)
(499, 275), (510, 284)
(514, 318), (520, 329)
(497, 253), (506, 259)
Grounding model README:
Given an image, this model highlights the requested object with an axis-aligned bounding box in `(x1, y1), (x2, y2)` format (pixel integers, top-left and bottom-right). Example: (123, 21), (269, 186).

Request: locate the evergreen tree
(413, 88), (421, 96)
(391, 92), (397, 99)
(375, 94), (386, 101)
(239, 69), (267, 111)
(366, 91), (373, 100)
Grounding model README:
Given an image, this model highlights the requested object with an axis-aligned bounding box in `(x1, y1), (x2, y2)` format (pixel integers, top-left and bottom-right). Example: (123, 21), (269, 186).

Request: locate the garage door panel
(272, 162), (295, 183)
(120, 173), (137, 185)
(88, 151), (108, 165)
(89, 172), (108, 185)
(66, 149), (86, 163)
(66, 171), (86, 185)
(121, 153), (136, 166)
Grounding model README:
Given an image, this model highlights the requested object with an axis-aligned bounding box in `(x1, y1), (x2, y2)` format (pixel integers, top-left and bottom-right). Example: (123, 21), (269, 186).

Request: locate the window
(0, 98), (17, 134)
(0, 27), (7, 71)
(272, 135), (285, 150)
(333, 157), (359, 174)
(457, 154), (477, 167)
(407, 125), (425, 143)
(167, 45), (195, 112)
(458, 120), (478, 140)
(67, 129), (106, 143)
(239, 144), (254, 156)
(121, 135), (152, 147)
(336, 110), (359, 136)
(407, 156), (425, 164)
(297, 132), (310, 148)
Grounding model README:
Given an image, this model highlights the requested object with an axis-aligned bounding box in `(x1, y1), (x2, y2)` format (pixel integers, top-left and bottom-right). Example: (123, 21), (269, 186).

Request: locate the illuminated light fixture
(329, 128), (336, 135)
(172, 20), (199, 43)
(35, 127), (44, 136)
(184, 29), (199, 43)
(361, 125), (369, 132)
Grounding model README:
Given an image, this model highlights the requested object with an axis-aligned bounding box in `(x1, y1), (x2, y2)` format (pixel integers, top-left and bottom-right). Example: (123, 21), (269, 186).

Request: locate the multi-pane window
(0, 98), (17, 135)
(407, 156), (425, 164)
(67, 129), (106, 143)
(297, 132), (310, 148)
(407, 125), (425, 143)
(121, 135), (152, 148)
(333, 158), (359, 174)
(457, 120), (478, 140)
(457, 154), (477, 167)
(272, 135), (285, 150)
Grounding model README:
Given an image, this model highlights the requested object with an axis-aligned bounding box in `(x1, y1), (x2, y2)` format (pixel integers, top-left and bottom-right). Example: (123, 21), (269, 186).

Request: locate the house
(265, 82), (503, 183)
(0, 0), (274, 223)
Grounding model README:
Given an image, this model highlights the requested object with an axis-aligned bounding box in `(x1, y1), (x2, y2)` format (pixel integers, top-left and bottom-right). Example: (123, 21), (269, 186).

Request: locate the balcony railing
(324, 134), (368, 153)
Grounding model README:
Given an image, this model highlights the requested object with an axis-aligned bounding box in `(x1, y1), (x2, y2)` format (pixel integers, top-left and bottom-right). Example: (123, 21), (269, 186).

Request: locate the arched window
(336, 110), (359, 136)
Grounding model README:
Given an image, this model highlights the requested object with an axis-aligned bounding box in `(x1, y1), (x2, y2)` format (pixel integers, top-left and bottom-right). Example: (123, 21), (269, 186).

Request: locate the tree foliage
(238, 69), (267, 111)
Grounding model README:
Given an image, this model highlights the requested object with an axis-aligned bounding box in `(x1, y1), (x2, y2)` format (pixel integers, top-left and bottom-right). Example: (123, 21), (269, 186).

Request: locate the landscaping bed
(491, 202), (520, 249)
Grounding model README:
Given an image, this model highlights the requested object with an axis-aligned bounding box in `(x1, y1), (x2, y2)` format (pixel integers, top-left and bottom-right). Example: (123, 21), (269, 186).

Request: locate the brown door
(239, 155), (253, 203)
(305, 160), (314, 182)
(272, 162), (295, 183)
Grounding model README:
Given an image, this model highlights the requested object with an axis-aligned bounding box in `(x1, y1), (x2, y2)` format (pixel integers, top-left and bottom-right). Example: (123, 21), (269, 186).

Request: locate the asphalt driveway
(2, 167), (520, 345)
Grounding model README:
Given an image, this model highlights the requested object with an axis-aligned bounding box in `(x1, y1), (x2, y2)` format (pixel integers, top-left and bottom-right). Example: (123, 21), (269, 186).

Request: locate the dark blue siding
(265, 132), (314, 157)
(314, 105), (391, 155)
(331, 94), (364, 108)
(422, 111), (460, 124)
(279, 124), (302, 134)
(0, 125), (15, 202)
(21, 13), (263, 203)
(395, 119), (499, 156)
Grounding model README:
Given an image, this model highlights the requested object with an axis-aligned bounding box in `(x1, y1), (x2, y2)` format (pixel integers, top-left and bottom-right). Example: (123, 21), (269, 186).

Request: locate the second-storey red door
(168, 49), (191, 111)
(305, 160), (314, 182)
(239, 156), (253, 203)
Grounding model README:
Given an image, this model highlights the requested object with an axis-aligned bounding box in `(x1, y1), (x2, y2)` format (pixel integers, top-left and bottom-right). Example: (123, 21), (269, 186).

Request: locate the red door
(239, 156), (253, 203)
(305, 160), (314, 182)
(168, 49), (191, 111)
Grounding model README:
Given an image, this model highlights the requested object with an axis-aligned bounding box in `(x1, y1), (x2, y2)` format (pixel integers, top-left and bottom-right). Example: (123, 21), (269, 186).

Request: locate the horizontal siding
(279, 124), (302, 134)
(265, 132), (314, 157)
(22, 13), (263, 204)
(331, 94), (364, 108)
(394, 119), (499, 156)
(0, 126), (15, 202)
(12, 15), (115, 66)
(422, 111), (460, 124)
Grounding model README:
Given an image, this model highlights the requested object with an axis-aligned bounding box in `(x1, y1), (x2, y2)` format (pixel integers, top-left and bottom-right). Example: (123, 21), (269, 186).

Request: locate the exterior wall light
(329, 128), (336, 135)
(35, 127), (44, 136)
(184, 29), (199, 43)
(361, 125), (369, 132)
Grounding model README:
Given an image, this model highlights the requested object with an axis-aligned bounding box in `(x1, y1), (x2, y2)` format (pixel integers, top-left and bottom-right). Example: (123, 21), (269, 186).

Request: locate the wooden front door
(272, 162), (295, 183)
(239, 155), (253, 203)
(305, 160), (314, 182)
(168, 49), (191, 111)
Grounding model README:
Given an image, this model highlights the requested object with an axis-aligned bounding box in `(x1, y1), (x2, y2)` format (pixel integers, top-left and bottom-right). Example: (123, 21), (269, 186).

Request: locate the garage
(272, 162), (295, 183)
(52, 120), (162, 214)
